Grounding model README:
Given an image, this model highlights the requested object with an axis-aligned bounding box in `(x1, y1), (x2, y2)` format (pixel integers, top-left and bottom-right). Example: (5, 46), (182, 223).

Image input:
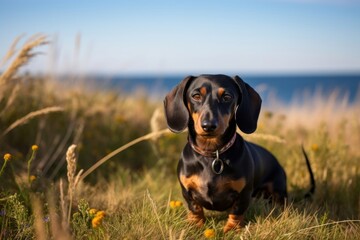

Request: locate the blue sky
(1, 0), (360, 75)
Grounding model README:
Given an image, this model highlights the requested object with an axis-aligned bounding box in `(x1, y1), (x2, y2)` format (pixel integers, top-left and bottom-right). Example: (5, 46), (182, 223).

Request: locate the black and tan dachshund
(164, 74), (315, 233)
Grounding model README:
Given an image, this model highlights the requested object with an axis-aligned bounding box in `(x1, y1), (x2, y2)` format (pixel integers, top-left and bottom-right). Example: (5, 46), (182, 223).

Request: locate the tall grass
(0, 36), (359, 239)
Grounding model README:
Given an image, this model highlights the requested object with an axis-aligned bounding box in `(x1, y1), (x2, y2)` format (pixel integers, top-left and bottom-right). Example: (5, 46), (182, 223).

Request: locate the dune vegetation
(0, 36), (359, 239)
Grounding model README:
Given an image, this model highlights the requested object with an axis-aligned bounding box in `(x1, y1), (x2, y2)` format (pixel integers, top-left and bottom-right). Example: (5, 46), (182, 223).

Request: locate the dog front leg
(181, 187), (205, 227)
(187, 202), (205, 227)
(224, 189), (251, 233)
(224, 214), (244, 233)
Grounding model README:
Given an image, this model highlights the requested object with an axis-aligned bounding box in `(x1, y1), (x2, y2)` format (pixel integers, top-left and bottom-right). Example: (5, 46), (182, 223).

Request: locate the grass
(0, 35), (359, 239)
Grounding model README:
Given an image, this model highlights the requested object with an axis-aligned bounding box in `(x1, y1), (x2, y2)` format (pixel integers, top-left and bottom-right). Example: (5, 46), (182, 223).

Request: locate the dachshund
(163, 74), (315, 233)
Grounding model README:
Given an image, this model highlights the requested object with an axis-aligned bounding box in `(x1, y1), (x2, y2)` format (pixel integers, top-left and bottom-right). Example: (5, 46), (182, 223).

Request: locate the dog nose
(201, 120), (218, 132)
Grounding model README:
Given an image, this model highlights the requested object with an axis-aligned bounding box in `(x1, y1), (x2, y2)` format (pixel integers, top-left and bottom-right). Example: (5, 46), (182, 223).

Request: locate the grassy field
(1, 36), (360, 239)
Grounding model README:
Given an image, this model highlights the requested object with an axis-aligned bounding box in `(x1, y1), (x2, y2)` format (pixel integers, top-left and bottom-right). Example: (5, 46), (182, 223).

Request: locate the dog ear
(163, 76), (194, 133)
(233, 75), (262, 134)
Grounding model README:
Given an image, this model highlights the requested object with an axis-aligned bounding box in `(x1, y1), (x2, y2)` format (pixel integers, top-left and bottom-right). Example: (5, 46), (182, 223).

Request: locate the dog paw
(223, 214), (243, 233)
(188, 212), (205, 227)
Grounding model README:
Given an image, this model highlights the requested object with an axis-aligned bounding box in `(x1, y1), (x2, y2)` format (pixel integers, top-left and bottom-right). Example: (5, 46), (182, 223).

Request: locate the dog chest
(179, 173), (246, 208)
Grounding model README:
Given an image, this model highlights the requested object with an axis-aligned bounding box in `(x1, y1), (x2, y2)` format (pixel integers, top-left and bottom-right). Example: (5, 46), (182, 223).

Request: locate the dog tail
(302, 146), (315, 198)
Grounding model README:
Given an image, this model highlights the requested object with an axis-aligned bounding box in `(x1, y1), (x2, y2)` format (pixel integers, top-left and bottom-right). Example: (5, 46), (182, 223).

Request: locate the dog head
(164, 74), (262, 136)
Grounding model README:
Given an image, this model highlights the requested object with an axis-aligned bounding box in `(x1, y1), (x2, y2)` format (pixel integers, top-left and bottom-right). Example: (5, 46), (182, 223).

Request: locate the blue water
(96, 74), (360, 106)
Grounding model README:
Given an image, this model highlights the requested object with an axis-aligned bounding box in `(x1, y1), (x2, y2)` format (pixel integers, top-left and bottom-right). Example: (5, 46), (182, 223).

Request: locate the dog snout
(201, 119), (218, 132)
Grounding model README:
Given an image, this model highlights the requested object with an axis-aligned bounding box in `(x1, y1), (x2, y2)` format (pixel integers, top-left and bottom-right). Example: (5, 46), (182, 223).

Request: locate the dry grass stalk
(0, 83), (20, 116)
(74, 169), (84, 188)
(66, 144), (77, 223)
(168, 228), (185, 240)
(147, 190), (166, 240)
(0, 34), (47, 86)
(244, 131), (286, 144)
(0, 41), (17, 67)
(31, 195), (47, 240)
(283, 219), (360, 237)
(1, 106), (64, 137)
(150, 108), (163, 141)
(48, 189), (71, 240)
(59, 179), (67, 230)
(79, 128), (172, 181)
(48, 191), (61, 239)
(0, 34), (24, 67)
(66, 144), (77, 188)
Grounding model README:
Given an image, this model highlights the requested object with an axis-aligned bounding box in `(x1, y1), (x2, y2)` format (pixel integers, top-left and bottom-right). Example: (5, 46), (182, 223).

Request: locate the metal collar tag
(211, 150), (224, 175)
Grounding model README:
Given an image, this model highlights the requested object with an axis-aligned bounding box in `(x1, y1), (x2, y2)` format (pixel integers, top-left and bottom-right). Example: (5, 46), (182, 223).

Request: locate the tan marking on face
(192, 108), (232, 138)
(187, 102), (192, 112)
(200, 87), (207, 96)
(217, 87), (225, 98)
(217, 177), (246, 193)
(191, 112), (204, 135)
(180, 174), (202, 191)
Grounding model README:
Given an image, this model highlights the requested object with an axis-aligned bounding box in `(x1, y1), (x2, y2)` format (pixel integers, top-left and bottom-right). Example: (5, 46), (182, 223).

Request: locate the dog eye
(192, 93), (201, 101)
(222, 94), (233, 102)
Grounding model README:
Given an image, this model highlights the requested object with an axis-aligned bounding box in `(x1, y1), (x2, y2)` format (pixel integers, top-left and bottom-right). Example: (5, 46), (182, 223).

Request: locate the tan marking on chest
(180, 174), (202, 191)
(217, 177), (246, 193)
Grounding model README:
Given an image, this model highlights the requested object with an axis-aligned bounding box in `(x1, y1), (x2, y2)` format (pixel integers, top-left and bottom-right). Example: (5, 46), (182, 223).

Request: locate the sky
(1, 0), (360, 75)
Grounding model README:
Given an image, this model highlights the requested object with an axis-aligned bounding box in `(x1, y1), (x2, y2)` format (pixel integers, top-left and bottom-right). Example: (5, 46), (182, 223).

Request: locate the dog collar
(189, 133), (237, 174)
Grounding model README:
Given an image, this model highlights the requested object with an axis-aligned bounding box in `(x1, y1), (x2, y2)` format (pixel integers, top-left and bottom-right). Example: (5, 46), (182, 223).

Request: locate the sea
(94, 74), (360, 106)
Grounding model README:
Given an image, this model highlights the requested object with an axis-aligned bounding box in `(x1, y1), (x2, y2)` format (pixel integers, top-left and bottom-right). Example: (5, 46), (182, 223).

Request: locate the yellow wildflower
(90, 210), (105, 228)
(170, 200), (182, 209)
(170, 201), (176, 208)
(311, 143), (319, 152)
(32, 145), (39, 151)
(204, 228), (215, 238)
(175, 201), (183, 207)
(29, 175), (36, 182)
(91, 216), (103, 228)
(4, 153), (11, 162)
(95, 210), (106, 218)
(89, 208), (98, 215)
